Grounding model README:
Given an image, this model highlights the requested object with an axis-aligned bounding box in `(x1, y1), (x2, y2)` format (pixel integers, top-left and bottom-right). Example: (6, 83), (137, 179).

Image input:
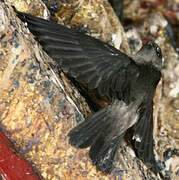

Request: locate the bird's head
(132, 41), (163, 71)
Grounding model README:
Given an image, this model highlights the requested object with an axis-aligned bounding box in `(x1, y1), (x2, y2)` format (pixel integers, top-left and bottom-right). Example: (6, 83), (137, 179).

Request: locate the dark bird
(15, 8), (162, 174)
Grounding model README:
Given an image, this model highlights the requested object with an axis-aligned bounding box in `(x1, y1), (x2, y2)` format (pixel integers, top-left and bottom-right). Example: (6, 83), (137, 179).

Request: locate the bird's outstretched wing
(16, 11), (139, 102)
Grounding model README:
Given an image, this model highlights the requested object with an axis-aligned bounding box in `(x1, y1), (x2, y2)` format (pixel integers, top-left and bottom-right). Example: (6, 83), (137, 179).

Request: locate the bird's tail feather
(89, 133), (125, 174)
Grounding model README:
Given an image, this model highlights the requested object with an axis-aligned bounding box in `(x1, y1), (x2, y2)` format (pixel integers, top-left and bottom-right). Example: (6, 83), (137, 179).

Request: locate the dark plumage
(15, 8), (162, 174)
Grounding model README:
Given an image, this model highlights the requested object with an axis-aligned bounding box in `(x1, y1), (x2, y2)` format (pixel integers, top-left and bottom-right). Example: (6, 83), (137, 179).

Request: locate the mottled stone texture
(53, 0), (130, 54)
(0, 0), (178, 180)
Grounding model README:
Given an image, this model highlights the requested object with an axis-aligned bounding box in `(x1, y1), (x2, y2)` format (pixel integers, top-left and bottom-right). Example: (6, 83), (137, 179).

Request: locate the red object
(165, 11), (175, 19)
(164, 11), (178, 24)
(140, 2), (151, 9)
(0, 131), (41, 180)
(143, 38), (153, 45)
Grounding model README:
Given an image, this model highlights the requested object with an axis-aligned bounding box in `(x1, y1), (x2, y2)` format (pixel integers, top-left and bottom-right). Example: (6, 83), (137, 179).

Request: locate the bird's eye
(156, 46), (162, 58)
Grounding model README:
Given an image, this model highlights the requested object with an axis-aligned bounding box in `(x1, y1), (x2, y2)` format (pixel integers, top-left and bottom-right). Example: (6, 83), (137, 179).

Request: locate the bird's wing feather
(133, 102), (155, 164)
(16, 11), (140, 101)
